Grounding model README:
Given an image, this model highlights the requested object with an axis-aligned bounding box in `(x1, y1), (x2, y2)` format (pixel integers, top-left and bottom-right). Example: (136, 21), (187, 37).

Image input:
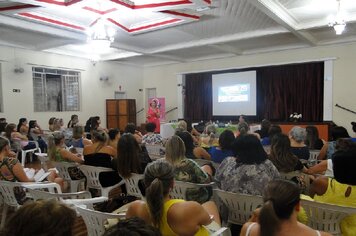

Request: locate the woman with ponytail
(126, 160), (221, 236)
(240, 180), (331, 236)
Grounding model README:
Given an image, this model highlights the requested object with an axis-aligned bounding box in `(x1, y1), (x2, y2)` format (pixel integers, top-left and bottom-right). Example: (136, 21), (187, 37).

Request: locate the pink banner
(148, 97), (165, 121)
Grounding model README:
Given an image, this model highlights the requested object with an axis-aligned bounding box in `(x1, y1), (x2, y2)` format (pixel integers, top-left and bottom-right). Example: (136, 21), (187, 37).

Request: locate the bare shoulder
(240, 222), (259, 236)
(126, 200), (150, 223)
(310, 176), (329, 196)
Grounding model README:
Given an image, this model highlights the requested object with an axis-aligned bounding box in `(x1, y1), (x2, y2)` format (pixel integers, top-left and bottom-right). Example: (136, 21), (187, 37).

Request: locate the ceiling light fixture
(328, 0), (346, 35)
(87, 17), (116, 52)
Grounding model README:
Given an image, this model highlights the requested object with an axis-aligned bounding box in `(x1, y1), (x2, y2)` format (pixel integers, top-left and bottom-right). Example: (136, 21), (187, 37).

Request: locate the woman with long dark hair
(240, 180), (331, 236)
(215, 134), (279, 195)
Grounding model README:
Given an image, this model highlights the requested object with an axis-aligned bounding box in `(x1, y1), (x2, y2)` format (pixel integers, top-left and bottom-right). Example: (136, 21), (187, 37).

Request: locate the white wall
(0, 45), (144, 128)
(143, 42), (356, 136)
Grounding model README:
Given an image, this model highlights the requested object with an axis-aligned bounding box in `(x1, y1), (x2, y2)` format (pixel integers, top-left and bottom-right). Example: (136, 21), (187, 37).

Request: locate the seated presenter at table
(146, 98), (160, 133)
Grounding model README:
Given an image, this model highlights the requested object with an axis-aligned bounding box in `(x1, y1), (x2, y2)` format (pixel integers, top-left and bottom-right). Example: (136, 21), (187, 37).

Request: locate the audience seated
(104, 217), (162, 236)
(240, 179), (331, 236)
(200, 124), (219, 148)
(126, 160), (221, 235)
(5, 123), (36, 150)
(318, 126), (350, 160)
(289, 126), (310, 160)
(142, 122), (163, 145)
(83, 130), (120, 187)
(52, 118), (62, 131)
(125, 123), (143, 144)
(176, 119), (200, 144)
(91, 116), (107, 132)
(0, 200), (76, 236)
(254, 119), (271, 139)
(0, 118), (7, 135)
(310, 141), (356, 236)
(48, 117), (56, 132)
(305, 125), (324, 150)
(175, 130), (211, 160)
(108, 128), (120, 157)
(17, 118), (29, 135)
(215, 134), (279, 195)
(165, 135), (212, 203)
(70, 125), (92, 148)
(351, 122), (356, 142)
(28, 120), (47, 152)
(0, 136), (34, 182)
(269, 133), (308, 173)
(208, 129), (235, 163)
(261, 125), (282, 146)
(67, 114), (79, 128)
(117, 133), (152, 179)
(48, 132), (84, 180)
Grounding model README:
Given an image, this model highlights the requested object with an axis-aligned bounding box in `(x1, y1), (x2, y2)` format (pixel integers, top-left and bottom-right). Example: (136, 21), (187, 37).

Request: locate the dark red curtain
(184, 62), (324, 122)
(256, 62), (324, 121)
(184, 73), (212, 121)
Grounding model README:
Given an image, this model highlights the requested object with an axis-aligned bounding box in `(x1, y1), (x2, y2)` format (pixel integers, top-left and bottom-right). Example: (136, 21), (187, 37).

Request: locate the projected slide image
(218, 84), (250, 102)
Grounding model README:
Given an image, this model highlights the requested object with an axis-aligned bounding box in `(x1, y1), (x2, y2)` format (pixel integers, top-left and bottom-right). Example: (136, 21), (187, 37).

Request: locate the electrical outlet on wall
(12, 89), (20, 93)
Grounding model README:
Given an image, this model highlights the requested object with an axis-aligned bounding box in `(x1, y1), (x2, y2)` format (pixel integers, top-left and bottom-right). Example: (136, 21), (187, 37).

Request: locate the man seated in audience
(0, 200), (76, 236)
(104, 217), (161, 236)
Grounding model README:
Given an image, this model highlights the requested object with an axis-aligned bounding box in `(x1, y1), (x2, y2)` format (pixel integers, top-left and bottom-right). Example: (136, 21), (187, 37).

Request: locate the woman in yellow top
(126, 160), (221, 236)
(310, 141), (356, 236)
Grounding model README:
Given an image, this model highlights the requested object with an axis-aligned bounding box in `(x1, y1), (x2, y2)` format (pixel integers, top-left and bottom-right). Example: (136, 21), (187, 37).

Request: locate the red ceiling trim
(161, 10), (199, 20)
(18, 12), (85, 30)
(108, 17), (181, 33)
(0, 4), (40, 12)
(35, 0), (82, 6)
(110, 0), (191, 9)
(83, 6), (117, 15)
(89, 18), (99, 27)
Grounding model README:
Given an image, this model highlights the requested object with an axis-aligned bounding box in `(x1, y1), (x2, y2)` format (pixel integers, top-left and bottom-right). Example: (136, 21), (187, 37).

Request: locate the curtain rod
(26, 63), (86, 72)
(177, 57), (337, 75)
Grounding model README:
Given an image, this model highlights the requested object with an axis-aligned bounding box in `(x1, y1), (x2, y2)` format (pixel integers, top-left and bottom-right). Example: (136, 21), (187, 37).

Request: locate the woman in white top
(240, 180), (331, 236)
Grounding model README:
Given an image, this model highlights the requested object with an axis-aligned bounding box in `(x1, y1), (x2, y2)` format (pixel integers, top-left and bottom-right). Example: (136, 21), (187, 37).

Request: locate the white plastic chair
(79, 165), (123, 197)
(214, 189), (263, 225)
(54, 162), (85, 192)
(0, 181), (61, 228)
(145, 144), (165, 160)
(123, 173), (145, 199)
(301, 199), (356, 236)
(76, 206), (125, 236)
(308, 149), (320, 166)
(11, 139), (42, 166)
(27, 189), (107, 209)
(170, 180), (215, 200)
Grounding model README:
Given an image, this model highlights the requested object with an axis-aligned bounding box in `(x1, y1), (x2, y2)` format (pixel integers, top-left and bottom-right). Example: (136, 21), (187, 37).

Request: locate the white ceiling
(0, 0), (356, 66)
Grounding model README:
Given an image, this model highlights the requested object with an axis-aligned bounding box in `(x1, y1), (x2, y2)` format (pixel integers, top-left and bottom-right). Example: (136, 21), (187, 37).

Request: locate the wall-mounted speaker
(100, 76), (109, 81)
(14, 67), (24, 73)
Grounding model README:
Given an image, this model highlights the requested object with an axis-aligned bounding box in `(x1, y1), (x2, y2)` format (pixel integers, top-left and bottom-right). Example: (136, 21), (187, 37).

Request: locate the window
(32, 67), (80, 112)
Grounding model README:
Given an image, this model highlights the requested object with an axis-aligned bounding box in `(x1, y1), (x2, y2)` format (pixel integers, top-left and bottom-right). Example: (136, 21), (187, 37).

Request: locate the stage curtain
(184, 73), (213, 121)
(184, 62), (324, 122)
(256, 62), (324, 122)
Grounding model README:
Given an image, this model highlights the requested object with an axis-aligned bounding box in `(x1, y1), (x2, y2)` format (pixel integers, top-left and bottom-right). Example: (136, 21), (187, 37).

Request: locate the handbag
(94, 194), (139, 213)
